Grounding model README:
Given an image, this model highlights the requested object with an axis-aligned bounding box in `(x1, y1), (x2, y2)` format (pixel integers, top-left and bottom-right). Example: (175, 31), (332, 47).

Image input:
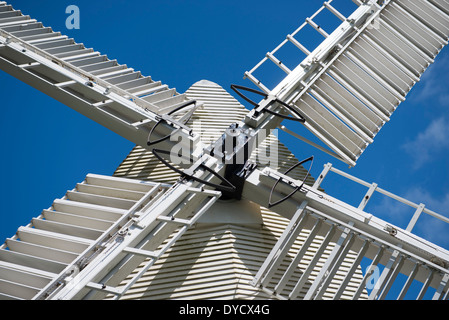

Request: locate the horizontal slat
(45, 43), (85, 55)
(316, 74), (383, 132)
(126, 81), (162, 94)
(68, 55), (108, 67)
(26, 34), (67, 45)
(0, 248), (67, 274)
(348, 36), (414, 97)
(5, 238), (78, 264)
(10, 26), (51, 38)
(359, 33), (420, 83)
(0, 260), (57, 285)
(31, 218), (104, 241)
(17, 226), (91, 253)
(51, 199), (126, 222)
(79, 59), (118, 72)
(54, 48), (93, 59)
(65, 190), (137, 210)
(85, 174), (159, 192)
(310, 86), (373, 142)
(60, 51), (100, 62)
(1, 21), (43, 32)
(76, 183), (146, 201)
(364, 20), (429, 76)
(344, 50), (405, 102)
(0, 292), (21, 300)
(0, 4), (12, 12)
(41, 210), (114, 231)
(102, 71), (141, 85)
(327, 71), (390, 127)
(429, 0), (449, 16)
(381, 3), (444, 58)
(0, 9), (20, 19)
(19, 30), (61, 42)
(309, 86), (373, 144)
(295, 93), (361, 161)
(0, 15), (34, 27)
(142, 89), (176, 103)
(0, 279), (39, 300)
(153, 94), (186, 108)
(90, 66), (129, 78)
(96, 67), (134, 79)
(0, 264), (51, 290)
(35, 38), (76, 50)
(333, 54), (399, 114)
(116, 76), (152, 90)
(127, 82), (168, 97)
(397, 0), (449, 39)
(395, 0), (448, 43)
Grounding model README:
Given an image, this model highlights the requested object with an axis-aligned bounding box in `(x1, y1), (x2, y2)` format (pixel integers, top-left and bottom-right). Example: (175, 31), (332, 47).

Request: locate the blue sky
(0, 0), (448, 255)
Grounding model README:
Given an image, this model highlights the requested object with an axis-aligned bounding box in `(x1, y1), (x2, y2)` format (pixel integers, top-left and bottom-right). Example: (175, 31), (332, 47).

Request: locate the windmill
(0, 0), (448, 301)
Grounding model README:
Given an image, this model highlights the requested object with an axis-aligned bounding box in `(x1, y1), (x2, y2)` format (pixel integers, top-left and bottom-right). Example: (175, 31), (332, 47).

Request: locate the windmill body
(0, 0), (448, 300)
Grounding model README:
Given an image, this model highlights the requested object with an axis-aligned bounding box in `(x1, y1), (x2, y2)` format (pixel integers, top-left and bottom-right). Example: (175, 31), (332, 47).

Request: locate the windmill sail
(0, 1), (196, 153)
(245, 0), (449, 166)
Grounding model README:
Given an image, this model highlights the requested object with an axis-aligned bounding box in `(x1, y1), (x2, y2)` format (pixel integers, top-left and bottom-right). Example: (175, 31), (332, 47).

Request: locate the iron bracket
(230, 84), (306, 128)
(151, 148), (236, 194)
(268, 156), (314, 208)
(147, 100), (197, 146)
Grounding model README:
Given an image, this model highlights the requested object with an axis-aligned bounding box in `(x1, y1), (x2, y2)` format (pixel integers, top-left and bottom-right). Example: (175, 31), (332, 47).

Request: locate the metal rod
(266, 52), (291, 74)
(368, 249), (401, 300)
(324, 1), (346, 21)
(243, 71), (270, 94)
(306, 18), (329, 38)
(270, 38), (289, 55)
(397, 262), (419, 300)
(287, 34), (311, 55)
(312, 162), (333, 189)
(310, 225), (355, 300)
(433, 273), (449, 300)
(244, 0), (333, 94)
(406, 203), (425, 232)
(378, 253), (405, 300)
(353, 245), (384, 300)
(334, 239), (370, 299)
(417, 268), (434, 300)
(329, 166), (449, 225)
(278, 125), (343, 160)
(358, 182), (378, 210)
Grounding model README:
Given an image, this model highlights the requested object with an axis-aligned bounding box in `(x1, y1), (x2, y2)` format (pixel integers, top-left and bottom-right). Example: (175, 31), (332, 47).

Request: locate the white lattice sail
(245, 0), (449, 166)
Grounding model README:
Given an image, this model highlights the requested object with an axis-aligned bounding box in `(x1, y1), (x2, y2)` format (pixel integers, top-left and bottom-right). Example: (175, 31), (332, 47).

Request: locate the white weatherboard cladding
(117, 209), (368, 300)
(113, 80), (368, 300)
